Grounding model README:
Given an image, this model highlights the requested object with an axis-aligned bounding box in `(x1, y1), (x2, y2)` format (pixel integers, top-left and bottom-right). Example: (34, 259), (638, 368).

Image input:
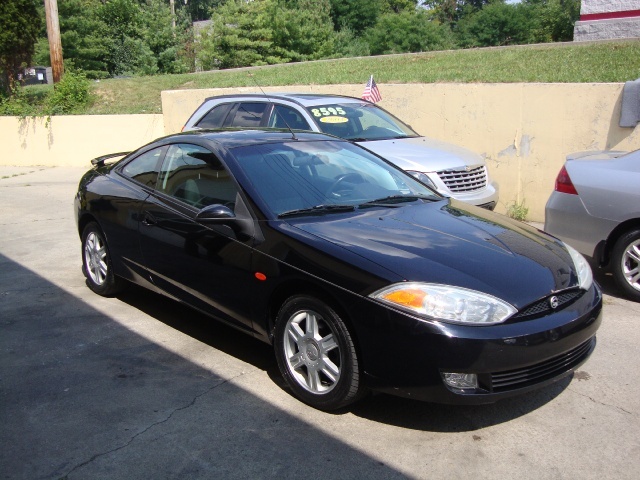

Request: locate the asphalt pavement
(1, 166), (639, 479)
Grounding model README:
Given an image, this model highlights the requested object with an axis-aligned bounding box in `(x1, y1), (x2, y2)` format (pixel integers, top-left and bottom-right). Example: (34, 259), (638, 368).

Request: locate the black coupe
(75, 129), (602, 410)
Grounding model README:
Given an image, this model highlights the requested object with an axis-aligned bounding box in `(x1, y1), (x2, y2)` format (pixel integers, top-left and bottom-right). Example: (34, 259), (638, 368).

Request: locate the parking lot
(1, 166), (639, 479)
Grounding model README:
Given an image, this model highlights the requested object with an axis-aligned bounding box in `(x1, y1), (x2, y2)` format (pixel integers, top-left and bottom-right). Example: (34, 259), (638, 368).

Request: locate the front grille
(490, 338), (594, 392)
(437, 165), (487, 192)
(512, 289), (584, 320)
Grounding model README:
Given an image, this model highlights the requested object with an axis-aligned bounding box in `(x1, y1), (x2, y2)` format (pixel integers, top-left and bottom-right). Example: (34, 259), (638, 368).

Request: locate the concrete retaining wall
(0, 114), (165, 168)
(161, 84), (640, 221)
(2, 83), (638, 221)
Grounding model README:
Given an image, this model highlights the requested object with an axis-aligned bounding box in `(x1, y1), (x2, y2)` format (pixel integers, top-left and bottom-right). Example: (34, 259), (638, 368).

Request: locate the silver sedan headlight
(564, 243), (593, 291)
(406, 171), (437, 190)
(370, 283), (517, 325)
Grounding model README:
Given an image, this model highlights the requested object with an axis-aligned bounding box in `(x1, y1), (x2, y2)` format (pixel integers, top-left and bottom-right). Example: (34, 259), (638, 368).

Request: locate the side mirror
(195, 204), (236, 223)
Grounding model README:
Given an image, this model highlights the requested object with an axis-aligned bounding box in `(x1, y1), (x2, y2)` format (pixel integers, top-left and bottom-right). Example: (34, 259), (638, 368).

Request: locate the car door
(138, 142), (257, 332)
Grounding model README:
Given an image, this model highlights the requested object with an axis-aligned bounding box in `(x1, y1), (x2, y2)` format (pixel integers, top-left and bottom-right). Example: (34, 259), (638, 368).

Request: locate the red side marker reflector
(255, 272), (267, 281)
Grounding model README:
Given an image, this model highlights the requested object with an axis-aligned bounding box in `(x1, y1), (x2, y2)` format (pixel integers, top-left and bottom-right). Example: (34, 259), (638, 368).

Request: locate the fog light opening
(442, 372), (479, 390)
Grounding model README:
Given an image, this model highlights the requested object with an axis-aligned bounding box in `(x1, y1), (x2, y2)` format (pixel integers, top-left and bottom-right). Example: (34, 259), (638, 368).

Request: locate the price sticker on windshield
(320, 116), (348, 124)
(311, 107), (346, 117)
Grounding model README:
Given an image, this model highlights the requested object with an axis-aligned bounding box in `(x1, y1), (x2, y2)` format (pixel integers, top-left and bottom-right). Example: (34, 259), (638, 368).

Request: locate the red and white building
(574, 0), (640, 41)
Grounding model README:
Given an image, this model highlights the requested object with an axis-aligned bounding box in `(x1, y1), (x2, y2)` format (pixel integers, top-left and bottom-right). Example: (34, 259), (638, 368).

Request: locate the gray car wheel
(274, 295), (366, 410)
(612, 229), (640, 302)
(82, 222), (124, 296)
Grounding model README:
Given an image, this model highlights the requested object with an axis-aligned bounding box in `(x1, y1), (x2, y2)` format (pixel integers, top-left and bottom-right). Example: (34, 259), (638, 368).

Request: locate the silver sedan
(545, 149), (640, 301)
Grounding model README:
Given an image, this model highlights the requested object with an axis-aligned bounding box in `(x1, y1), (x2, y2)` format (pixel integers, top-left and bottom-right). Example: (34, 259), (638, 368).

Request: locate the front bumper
(354, 282), (602, 404)
(441, 180), (499, 210)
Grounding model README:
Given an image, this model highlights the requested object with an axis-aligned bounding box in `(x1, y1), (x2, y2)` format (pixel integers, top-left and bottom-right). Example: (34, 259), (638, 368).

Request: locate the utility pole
(170, 0), (176, 31)
(44, 0), (64, 83)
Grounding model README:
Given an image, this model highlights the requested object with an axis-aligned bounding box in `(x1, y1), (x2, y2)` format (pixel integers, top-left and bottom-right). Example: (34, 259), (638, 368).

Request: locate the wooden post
(44, 0), (64, 83)
(170, 0), (176, 31)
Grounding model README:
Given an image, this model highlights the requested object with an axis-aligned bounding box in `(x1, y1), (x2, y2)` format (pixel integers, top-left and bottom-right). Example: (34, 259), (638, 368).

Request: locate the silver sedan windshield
(304, 103), (419, 141)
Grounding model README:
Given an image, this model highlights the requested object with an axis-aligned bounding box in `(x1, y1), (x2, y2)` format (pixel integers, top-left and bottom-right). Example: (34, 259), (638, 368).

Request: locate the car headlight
(564, 243), (593, 291)
(370, 283), (516, 325)
(406, 171), (437, 190)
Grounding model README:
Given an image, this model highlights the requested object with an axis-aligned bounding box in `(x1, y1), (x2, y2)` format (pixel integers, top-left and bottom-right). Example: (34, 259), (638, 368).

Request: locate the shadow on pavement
(0, 254), (405, 479)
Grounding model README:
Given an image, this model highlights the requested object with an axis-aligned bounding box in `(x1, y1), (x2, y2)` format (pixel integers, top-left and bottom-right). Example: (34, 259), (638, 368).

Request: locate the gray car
(182, 93), (499, 209)
(545, 149), (640, 301)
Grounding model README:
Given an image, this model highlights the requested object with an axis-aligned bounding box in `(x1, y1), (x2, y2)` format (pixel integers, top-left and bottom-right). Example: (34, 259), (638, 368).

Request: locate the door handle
(142, 211), (157, 226)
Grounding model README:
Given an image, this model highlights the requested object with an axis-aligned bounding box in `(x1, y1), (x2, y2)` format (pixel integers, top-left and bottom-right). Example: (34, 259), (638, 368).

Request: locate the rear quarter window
(196, 103), (233, 129)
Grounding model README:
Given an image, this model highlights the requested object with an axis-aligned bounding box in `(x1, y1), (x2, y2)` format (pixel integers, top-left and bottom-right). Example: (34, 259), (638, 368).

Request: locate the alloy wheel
(84, 231), (107, 286)
(283, 309), (341, 394)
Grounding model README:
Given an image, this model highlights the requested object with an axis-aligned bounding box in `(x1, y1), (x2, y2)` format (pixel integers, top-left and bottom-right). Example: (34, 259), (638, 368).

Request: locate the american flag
(362, 75), (382, 103)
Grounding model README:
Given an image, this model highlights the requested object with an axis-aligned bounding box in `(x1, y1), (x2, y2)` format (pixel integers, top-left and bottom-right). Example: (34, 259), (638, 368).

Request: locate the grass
(506, 198), (530, 221)
(17, 39), (640, 115)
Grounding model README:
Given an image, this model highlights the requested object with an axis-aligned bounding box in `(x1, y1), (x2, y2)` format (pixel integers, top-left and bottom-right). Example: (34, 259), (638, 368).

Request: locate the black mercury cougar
(74, 129), (602, 411)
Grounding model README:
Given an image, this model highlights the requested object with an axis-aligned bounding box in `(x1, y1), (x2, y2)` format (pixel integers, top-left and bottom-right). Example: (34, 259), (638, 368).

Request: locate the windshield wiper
(278, 204), (356, 218)
(359, 195), (437, 208)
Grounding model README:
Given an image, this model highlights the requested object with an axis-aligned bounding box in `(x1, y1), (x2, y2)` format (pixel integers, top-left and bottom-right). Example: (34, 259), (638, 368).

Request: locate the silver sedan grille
(437, 165), (487, 192)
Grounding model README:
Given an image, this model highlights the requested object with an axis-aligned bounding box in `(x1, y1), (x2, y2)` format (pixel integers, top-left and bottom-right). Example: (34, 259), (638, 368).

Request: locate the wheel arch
(601, 218), (640, 266)
(265, 279), (365, 362)
(77, 212), (100, 239)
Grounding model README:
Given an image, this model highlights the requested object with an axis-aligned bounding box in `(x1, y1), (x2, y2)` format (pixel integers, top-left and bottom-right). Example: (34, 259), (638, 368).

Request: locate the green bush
(44, 71), (91, 114)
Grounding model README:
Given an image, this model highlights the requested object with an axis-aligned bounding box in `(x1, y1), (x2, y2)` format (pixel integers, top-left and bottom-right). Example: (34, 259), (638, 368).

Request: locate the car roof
(201, 93), (372, 108)
(159, 128), (343, 149)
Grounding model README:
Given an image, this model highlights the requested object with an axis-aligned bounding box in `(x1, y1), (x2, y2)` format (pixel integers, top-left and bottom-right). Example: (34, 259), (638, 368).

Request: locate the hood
(289, 200), (578, 309)
(358, 137), (484, 172)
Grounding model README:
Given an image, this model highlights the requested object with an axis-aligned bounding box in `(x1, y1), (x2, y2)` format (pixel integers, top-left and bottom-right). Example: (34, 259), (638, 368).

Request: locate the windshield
(230, 140), (440, 217)
(304, 103), (419, 141)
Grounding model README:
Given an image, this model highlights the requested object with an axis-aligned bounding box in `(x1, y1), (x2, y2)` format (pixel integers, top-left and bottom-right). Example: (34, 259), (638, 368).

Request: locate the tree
(269, 0), (336, 60)
(366, 9), (454, 55)
(0, 0), (42, 94)
(455, 2), (533, 47)
(523, 0), (580, 42)
(197, 0), (338, 70)
(329, 0), (382, 35)
(382, 0), (419, 13)
(422, 0), (495, 24)
(197, 0), (276, 70)
(35, 0), (191, 78)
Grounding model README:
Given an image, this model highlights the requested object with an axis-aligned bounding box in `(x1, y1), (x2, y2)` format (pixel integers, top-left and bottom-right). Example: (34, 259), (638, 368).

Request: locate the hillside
(27, 39), (640, 115)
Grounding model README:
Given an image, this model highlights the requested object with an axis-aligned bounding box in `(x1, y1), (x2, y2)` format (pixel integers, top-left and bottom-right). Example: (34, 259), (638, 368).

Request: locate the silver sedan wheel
(283, 309), (341, 394)
(84, 231), (107, 286)
(622, 239), (640, 292)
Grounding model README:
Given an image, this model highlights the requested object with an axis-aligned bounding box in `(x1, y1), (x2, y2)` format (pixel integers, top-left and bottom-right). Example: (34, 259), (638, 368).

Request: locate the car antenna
(248, 73), (297, 140)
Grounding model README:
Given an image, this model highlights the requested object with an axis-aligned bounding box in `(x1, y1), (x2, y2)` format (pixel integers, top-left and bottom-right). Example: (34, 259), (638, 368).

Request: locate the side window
(157, 144), (238, 210)
(270, 105), (311, 130)
(228, 102), (268, 127)
(196, 103), (233, 129)
(120, 147), (165, 187)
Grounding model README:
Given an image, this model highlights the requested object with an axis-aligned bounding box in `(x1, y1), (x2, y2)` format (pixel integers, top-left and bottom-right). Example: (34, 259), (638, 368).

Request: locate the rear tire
(81, 222), (124, 296)
(274, 295), (366, 410)
(611, 229), (640, 302)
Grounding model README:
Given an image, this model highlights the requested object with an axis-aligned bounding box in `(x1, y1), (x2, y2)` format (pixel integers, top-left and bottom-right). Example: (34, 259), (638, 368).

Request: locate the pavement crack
(568, 387), (634, 415)
(59, 373), (246, 478)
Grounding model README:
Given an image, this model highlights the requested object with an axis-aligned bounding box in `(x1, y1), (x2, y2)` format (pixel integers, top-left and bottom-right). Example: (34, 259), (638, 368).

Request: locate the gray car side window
(229, 102), (268, 127)
(157, 144), (238, 210)
(120, 147), (165, 187)
(196, 103), (233, 128)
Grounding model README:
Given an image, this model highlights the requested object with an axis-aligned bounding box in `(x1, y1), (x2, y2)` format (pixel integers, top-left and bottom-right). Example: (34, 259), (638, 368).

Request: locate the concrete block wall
(574, 0), (640, 41)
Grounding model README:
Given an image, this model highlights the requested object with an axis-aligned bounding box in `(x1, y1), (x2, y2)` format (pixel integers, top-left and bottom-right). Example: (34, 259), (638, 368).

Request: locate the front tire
(81, 222), (124, 296)
(274, 295), (366, 410)
(612, 229), (640, 302)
